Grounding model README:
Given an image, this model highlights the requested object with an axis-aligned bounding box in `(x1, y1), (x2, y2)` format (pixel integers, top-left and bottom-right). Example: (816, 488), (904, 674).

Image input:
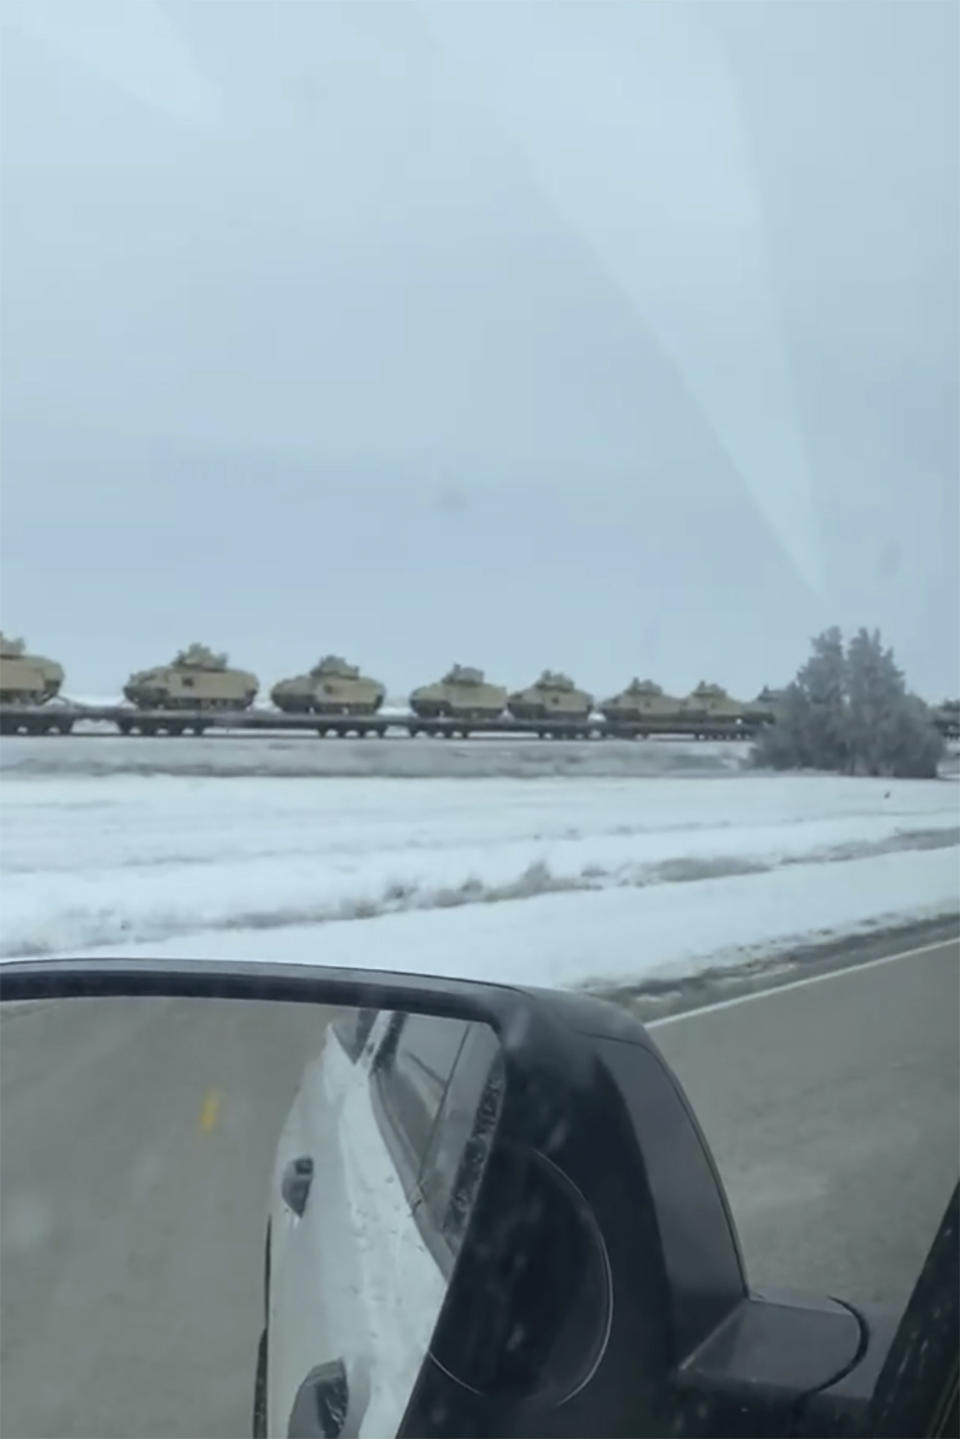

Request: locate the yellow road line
(198, 1089), (222, 1134)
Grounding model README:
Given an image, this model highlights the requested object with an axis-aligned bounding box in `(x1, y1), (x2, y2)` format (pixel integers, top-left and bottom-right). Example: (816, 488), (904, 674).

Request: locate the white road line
(647, 935), (960, 1029)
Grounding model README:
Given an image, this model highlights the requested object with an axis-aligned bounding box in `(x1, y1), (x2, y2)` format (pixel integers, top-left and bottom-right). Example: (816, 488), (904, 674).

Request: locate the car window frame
(419, 1022), (505, 1256)
(369, 1012), (502, 1280)
(373, 1012), (468, 1176)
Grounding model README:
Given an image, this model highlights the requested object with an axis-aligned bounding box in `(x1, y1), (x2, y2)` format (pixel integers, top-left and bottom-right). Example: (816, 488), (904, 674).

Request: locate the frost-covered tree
(753, 627), (944, 778)
(796, 625), (850, 771)
(845, 627), (903, 774)
(880, 693), (947, 778)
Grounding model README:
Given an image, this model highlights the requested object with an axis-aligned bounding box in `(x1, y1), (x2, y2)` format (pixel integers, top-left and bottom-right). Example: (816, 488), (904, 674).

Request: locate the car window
(420, 1022), (505, 1253)
(373, 1013), (469, 1173)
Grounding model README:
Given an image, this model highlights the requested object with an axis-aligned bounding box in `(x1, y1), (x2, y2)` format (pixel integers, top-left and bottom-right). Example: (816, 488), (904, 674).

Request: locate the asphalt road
(0, 996), (327, 1439)
(652, 937), (960, 1312)
(1, 938), (957, 1438)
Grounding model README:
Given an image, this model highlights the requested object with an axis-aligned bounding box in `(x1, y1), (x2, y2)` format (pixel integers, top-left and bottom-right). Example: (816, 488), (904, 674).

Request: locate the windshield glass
(1, 4), (957, 1438)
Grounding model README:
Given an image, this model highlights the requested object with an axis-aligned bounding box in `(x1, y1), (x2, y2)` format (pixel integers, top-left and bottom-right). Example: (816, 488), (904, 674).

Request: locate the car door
(271, 1011), (472, 1439)
(268, 1014), (369, 1438)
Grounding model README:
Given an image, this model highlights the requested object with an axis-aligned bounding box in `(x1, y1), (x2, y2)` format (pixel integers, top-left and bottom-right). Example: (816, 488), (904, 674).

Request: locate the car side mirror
(0, 958), (931, 1439)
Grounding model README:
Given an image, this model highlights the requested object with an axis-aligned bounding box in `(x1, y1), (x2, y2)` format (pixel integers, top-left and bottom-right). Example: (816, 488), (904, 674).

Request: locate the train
(1, 638), (958, 741)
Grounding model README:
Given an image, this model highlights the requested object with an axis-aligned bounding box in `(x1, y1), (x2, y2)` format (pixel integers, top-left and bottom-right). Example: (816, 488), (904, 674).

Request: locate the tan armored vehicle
(123, 643), (258, 710)
(747, 686), (786, 721)
(600, 679), (682, 722)
(508, 671), (593, 722)
(0, 633), (64, 704)
(933, 698), (960, 739)
(271, 656), (386, 715)
(409, 665), (507, 719)
(681, 681), (744, 717)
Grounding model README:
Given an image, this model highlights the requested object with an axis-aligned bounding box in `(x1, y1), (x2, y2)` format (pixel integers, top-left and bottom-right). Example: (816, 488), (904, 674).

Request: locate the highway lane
(0, 996), (327, 1439)
(1, 938), (957, 1437)
(653, 937), (960, 1312)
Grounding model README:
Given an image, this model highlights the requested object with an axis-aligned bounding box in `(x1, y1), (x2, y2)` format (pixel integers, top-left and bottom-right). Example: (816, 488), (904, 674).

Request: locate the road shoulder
(594, 912), (960, 1024)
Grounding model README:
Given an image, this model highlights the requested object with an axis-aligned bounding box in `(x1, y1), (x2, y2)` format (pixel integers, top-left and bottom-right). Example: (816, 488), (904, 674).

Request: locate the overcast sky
(1, 0), (957, 699)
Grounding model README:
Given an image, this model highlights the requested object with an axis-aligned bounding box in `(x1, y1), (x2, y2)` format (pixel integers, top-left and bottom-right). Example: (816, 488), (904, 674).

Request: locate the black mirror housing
(0, 959), (885, 1438)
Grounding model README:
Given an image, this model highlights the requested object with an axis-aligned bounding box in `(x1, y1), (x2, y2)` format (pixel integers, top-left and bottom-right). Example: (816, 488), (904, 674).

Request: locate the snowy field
(1, 736), (957, 987)
(0, 731), (748, 781)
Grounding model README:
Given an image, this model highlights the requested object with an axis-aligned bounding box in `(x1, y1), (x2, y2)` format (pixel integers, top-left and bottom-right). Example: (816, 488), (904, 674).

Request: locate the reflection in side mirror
(5, 960), (919, 1439)
(0, 997), (502, 1439)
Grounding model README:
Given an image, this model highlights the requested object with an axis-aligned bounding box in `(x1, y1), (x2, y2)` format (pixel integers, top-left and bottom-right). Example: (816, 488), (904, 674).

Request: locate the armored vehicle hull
(933, 700), (960, 739)
(600, 679), (682, 723)
(508, 671), (593, 721)
(746, 687), (786, 724)
(681, 682), (744, 718)
(123, 644), (257, 711)
(0, 635), (64, 704)
(271, 656), (385, 715)
(410, 665), (507, 720)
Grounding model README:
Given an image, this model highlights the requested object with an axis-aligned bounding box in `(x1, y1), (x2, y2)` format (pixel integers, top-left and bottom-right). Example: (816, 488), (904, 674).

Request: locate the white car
(257, 1007), (503, 1439)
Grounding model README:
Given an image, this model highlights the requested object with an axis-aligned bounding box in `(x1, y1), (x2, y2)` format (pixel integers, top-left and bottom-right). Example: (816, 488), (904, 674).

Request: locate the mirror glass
(0, 995), (503, 1439)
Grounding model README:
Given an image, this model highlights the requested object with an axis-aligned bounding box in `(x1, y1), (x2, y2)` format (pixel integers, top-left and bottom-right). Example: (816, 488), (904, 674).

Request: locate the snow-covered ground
(1, 732), (749, 780)
(1, 753), (957, 986)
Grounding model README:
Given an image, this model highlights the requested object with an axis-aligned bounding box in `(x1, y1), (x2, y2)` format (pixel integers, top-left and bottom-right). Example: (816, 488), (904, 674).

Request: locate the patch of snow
(1, 771), (956, 979)
(0, 732), (751, 780)
(29, 848), (959, 992)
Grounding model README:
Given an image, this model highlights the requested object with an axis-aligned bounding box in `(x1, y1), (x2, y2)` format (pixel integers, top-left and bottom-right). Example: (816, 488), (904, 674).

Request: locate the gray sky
(1, 0), (957, 700)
